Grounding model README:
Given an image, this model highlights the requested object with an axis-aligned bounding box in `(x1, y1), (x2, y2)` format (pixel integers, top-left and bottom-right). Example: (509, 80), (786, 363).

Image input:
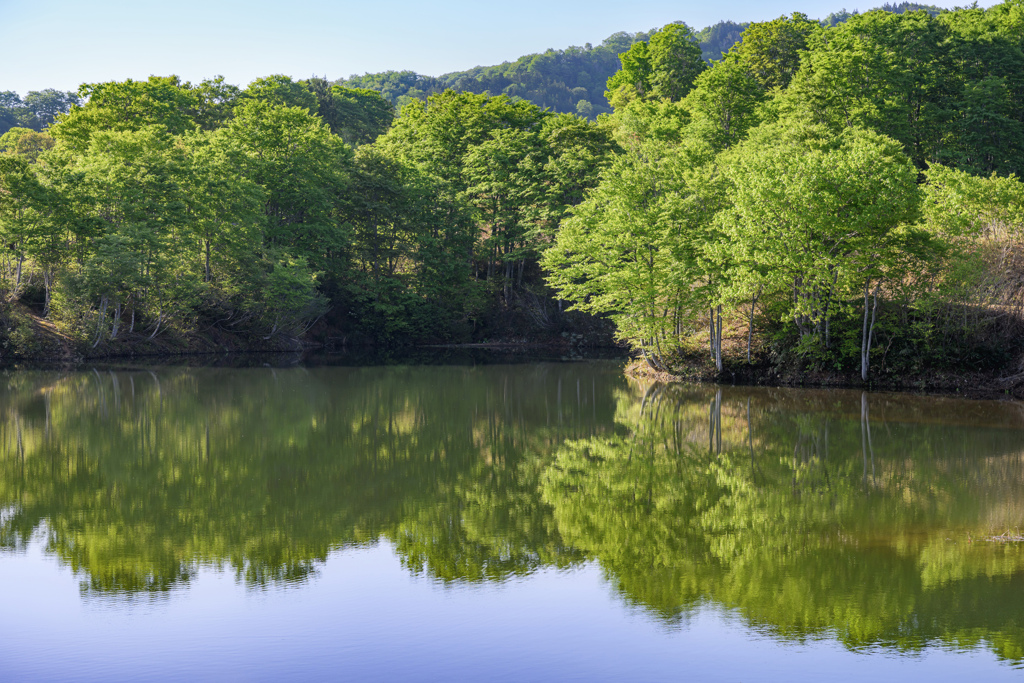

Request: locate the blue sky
(0, 0), (1005, 95)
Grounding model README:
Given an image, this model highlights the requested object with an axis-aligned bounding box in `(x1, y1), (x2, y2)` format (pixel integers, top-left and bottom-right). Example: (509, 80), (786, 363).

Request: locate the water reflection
(0, 364), (615, 593)
(1, 366), (1023, 664)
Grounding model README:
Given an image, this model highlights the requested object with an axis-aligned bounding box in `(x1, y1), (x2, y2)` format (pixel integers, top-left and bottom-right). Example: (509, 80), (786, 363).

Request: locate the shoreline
(624, 359), (1024, 402)
(3, 319), (1020, 402)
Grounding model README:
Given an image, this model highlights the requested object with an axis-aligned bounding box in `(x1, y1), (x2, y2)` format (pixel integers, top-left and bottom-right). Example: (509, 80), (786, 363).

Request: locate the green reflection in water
(1, 365), (1024, 663)
(542, 382), (1024, 663)
(0, 364), (614, 591)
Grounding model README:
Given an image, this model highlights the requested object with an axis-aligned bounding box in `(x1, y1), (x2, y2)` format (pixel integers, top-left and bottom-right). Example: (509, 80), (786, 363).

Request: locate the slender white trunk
(148, 311), (164, 340)
(92, 296), (109, 348)
(709, 305), (723, 372)
(110, 303), (121, 340)
(747, 288), (760, 364)
(861, 281), (880, 382)
(43, 269), (52, 317)
(14, 253), (23, 292)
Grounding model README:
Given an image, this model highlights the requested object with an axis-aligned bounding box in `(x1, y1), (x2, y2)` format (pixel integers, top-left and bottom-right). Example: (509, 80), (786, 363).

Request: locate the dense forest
(1, 1), (1024, 389)
(544, 1), (1024, 386)
(337, 2), (944, 119)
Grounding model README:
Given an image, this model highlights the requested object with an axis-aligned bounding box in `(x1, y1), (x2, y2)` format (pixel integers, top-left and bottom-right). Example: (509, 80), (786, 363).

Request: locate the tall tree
(734, 13), (820, 91)
(50, 76), (200, 152)
(722, 121), (923, 377)
(783, 10), (956, 169)
(648, 23), (707, 101)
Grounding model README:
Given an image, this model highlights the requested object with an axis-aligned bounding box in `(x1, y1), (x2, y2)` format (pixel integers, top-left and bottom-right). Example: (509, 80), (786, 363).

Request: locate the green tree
(648, 23), (707, 101)
(734, 14), (820, 91)
(21, 89), (81, 129)
(0, 127), (55, 162)
(329, 85), (395, 147)
(50, 76), (200, 152)
(221, 98), (353, 290)
(191, 76), (241, 130)
(0, 156), (52, 301)
(784, 10), (956, 169)
(543, 137), (724, 369)
(241, 74), (318, 112)
(722, 121), (923, 377)
(605, 41), (653, 109)
(683, 53), (766, 152)
(67, 126), (197, 344)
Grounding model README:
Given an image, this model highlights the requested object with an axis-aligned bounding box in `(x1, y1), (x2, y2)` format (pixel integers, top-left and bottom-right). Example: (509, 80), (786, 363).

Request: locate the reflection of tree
(541, 381), (1024, 662)
(4, 367), (1024, 663)
(0, 364), (622, 592)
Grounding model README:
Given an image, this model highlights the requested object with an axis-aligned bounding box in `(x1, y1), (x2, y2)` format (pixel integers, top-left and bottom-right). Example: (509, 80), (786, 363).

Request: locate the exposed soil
(0, 301), (622, 365)
(0, 303), (310, 364)
(625, 353), (1024, 401)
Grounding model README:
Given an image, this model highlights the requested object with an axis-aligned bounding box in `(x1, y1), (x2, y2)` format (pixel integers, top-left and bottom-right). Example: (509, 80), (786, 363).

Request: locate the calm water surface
(2, 360), (1023, 682)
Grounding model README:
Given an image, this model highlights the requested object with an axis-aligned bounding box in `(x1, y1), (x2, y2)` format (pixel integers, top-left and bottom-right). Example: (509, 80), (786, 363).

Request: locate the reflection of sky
(0, 0), (1007, 95)
(1, 540), (1019, 682)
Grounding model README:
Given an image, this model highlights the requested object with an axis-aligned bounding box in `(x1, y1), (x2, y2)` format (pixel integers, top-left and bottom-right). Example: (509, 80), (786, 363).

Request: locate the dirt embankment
(0, 302), (623, 364)
(0, 304), (312, 364)
(625, 354), (1024, 401)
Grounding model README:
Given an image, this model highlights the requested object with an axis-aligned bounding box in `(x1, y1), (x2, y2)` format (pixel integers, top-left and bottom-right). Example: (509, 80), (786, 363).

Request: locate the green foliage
(4, 0), (1024, 357)
(0, 89), (79, 135)
(723, 121), (922, 343)
(783, 9), (957, 169)
(605, 24), (706, 109)
(221, 99), (353, 283)
(324, 83), (395, 147)
(649, 23), (707, 101)
(379, 90), (615, 311)
(241, 74), (318, 112)
(542, 136), (723, 363)
(190, 76), (241, 130)
(51, 76), (201, 152)
(341, 145), (474, 340)
(0, 127), (55, 162)
(694, 21), (749, 61)
(333, 8), (951, 120)
(550, 1), (1024, 378)
(734, 13), (820, 91)
(340, 33), (649, 120)
(683, 54), (765, 151)
(605, 40), (653, 109)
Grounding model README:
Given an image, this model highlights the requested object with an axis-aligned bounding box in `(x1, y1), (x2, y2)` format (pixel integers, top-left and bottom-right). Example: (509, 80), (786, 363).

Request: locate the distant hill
(823, 2), (944, 26)
(337, 3), (948, 119)
(339, 32), (650, 120)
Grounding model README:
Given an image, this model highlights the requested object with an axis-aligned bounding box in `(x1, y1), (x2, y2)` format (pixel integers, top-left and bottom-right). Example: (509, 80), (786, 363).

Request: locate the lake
(2, 358), (1023, 682)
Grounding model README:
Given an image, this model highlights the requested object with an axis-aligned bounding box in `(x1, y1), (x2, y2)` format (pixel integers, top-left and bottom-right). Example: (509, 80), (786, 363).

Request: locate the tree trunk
(43, 268), (52, 317)
(148, 311), (165, 340)
(747, 288), (760, 364)
(709, 305), (723, 372)
(92, 295), (109, 348)
(861, 281), (880, 382)
(110, 303), (121, 340)
(14, 253), (23, 294)
(717, 306), (723, 372)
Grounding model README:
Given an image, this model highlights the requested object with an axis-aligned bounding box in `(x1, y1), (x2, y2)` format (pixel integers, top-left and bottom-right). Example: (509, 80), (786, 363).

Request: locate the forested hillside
(337, 2), (944, 119)
(1, 1), (1023, 393)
